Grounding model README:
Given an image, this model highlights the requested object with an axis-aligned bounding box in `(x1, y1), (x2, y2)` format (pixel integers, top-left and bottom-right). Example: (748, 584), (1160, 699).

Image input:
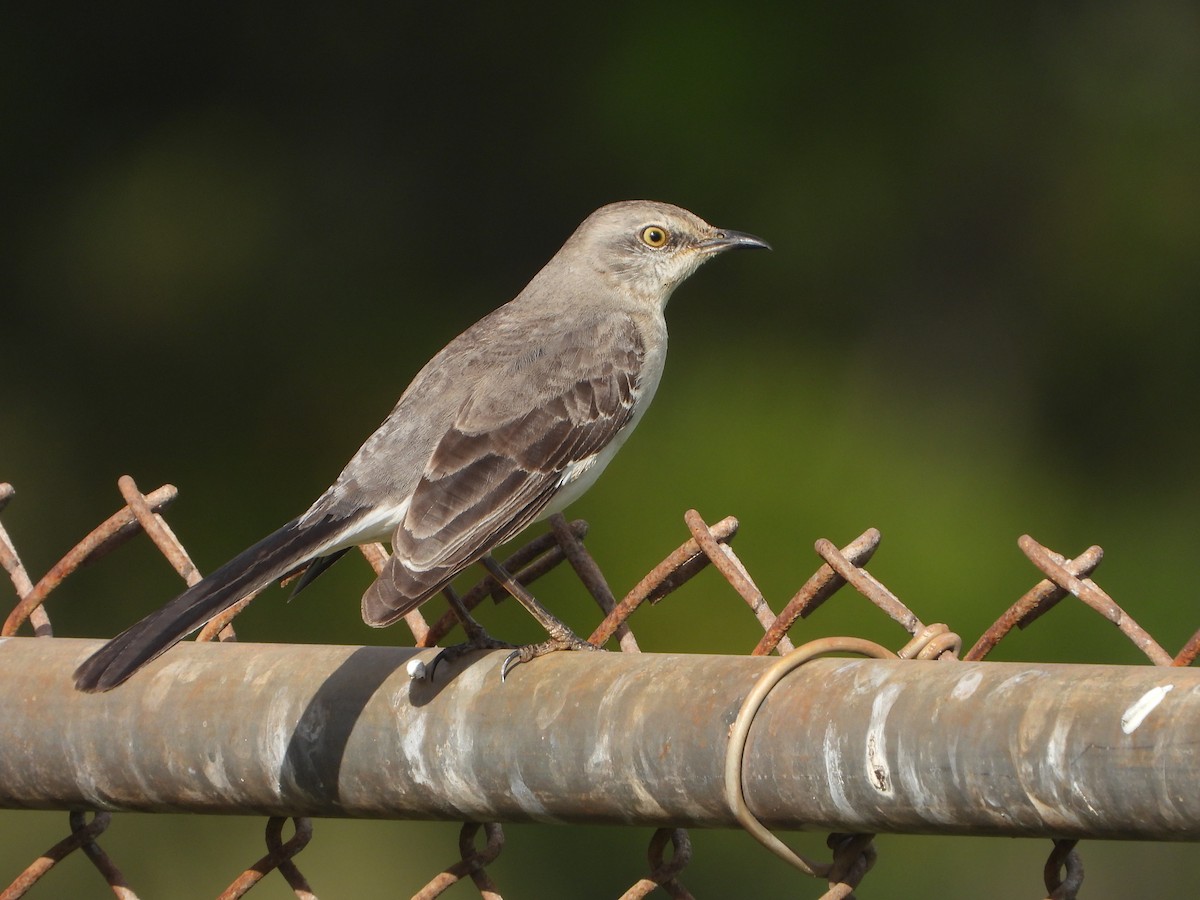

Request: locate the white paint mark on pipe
(1121, 684), (1174, 734)
(951, 669), (983, 700)
(823, 722), (851, 814)
(866, 684), (902, 796)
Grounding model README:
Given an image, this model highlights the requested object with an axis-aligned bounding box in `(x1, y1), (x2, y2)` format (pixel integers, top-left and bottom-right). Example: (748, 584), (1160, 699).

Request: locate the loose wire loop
(724, 636), (896, 881)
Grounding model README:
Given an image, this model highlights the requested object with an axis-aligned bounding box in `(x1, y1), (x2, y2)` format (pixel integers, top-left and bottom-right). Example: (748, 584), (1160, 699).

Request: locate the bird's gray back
(303, 262), (663, 535)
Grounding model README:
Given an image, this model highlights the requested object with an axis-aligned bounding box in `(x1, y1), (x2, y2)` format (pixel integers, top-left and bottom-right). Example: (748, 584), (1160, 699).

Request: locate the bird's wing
(360, 318), (644, 625)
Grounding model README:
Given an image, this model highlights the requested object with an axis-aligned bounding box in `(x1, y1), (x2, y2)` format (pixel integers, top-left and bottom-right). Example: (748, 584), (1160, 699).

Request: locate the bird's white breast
(539, 336), (666, 519)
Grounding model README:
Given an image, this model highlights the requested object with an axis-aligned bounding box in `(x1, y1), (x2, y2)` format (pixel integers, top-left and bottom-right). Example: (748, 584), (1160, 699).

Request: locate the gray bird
(74, 200), (769, 692)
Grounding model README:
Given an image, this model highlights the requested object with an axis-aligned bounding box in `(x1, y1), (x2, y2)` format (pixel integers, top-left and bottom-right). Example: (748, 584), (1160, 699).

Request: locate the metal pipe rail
(1, 636), (1197, 840)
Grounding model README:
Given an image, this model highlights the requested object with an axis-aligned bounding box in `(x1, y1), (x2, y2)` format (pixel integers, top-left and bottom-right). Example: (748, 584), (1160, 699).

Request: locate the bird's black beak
(699, 229), (772, 254)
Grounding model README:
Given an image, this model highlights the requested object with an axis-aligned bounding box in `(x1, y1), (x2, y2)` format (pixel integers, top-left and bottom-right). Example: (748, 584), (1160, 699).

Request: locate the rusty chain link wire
(409, 823), (505, 900)
(0, 478), (322, 899)
(218, 818), (316, 900)
(3, 476), (1199, 898)
(0, 811), (133, 900)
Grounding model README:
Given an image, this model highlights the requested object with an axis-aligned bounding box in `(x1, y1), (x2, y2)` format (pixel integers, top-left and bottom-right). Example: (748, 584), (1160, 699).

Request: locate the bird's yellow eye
(640, 225), (669, 248)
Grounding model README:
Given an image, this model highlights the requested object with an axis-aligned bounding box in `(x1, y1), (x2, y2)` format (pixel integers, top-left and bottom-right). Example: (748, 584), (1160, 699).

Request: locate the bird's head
(566, 200), (770, 306)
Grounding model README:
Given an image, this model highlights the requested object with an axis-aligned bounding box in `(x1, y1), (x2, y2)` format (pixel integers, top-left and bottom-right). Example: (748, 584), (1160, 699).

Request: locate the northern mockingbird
(74, 200), (769, 692)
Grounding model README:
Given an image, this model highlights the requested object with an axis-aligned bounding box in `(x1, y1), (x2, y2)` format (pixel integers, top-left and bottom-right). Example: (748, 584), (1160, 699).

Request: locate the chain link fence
(1, 475), (1197, 898)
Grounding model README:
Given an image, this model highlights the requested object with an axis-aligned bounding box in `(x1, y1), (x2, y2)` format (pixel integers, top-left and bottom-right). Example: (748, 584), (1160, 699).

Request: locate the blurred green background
(3, 2), (1199, 896)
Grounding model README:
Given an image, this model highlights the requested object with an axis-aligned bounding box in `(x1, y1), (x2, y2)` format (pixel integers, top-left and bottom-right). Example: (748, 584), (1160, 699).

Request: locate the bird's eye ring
(640, 225), (669, 248)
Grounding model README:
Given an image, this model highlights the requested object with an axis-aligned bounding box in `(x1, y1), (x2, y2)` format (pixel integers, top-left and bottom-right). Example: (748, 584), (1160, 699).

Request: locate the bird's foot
(422, 630), (518, 682)
(500, 632), (601, 682)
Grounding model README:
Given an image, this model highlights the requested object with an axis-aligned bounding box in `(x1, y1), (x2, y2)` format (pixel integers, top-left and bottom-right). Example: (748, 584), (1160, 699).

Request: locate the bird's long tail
(73, 513), (358, 692)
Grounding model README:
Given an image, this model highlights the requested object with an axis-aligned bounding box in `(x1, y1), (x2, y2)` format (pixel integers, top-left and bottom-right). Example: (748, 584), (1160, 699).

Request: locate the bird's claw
(424, 633), (517, 682)
(499, 633), (601, 682)
(413, 629), (600, 683)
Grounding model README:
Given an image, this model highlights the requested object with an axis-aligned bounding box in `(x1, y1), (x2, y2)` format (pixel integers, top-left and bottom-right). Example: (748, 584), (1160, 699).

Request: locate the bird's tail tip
(70, 510), (364, 693)
(72, 653), (122, 693)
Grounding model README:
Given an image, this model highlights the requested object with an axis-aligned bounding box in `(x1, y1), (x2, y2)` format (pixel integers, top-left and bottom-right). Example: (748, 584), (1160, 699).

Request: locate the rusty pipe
(0, 637), (1197, 840)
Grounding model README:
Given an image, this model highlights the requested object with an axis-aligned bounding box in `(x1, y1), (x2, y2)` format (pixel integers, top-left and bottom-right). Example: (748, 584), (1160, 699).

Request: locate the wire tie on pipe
(724, 636), (896, 877)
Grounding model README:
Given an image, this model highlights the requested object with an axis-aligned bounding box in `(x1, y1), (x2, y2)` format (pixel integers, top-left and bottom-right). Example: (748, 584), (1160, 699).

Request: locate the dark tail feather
(288, 548), (352, 599)
(74, 513), (354, 693)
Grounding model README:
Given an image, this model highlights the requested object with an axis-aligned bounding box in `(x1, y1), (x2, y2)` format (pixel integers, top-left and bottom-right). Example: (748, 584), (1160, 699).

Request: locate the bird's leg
(479, 554), (599, 680)
(425, 585), (516, 680)
(480, 554), (589, 643)
(442, 585), (500, 645)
